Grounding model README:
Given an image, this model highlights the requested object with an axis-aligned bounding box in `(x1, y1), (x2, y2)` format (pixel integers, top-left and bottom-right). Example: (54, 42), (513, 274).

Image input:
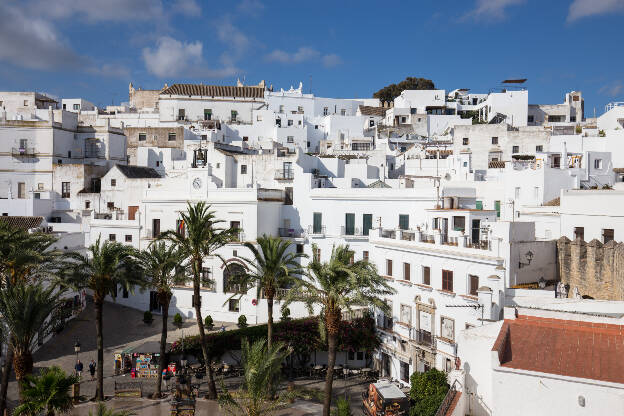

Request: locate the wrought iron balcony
(410, 328), (435, 348)
(307, 225), (326, 236)
(278, 227), (303, 238)
(274, 169), (294, 180)
(11, 147), (36, 157)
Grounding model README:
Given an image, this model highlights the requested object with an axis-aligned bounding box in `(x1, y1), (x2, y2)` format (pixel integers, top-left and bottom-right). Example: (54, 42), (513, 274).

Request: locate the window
(603, 229), (614, 244)
(323, 107), (328, 116)
(423, 266), (431, 285)
(204, 109), (212, 120)
(201, 268), (215, 291)
(241, 164), (247, 174)
(512, 145), (519, 154)
(570, 116), (576, 122)
(287, 136), (294, 143)
(345, 213), (355, 235)
(401, 116), (407, 123)
(85, 200), (91, 209)
(469, 275), (479, 296)
(341, 109), (346, 116)
(177, 109), (185, 120)
(363, 214), (372, 236)
(536, 145), (543, 152)
(109, 234), (116, 241)
(442, 270), (453, 292)
(491, 137), (498, 145)
(495, 200), (501, 218)
(594, 159), (603, 169)
(24, 100), (28, 106)
(403, 263), (410, 281)
(297, 106), (304, 113)
(400, 304), (412, 325)
(17, 182), (26, 199)
(296, 244), (304, 254)
(399, 214), (409, 230)
(363, 251), (369, 261)
(168, 132), (176, 141)
(475, 200), (483, 210)
(107, 202), (114, 210)
(527, 115), (534, 123)
(400, 361), (410, 383)
(231, 110), (238, 121)
(125, 235), (132, 242)
(138, 133), (146, 141)
(386, 259), (393, 276)
(441, 316), (455, 341)
(462, 137), (469, 145)
(226, 298), (240, 312)
(152, 219), (160, 238)
(61, 182), (70, 198)
(73, 103), (80, 110)
(111, 179), (116, 187)
(284, 187), (293, 205)
(314, 125), (318, 129)
(242, 136), (248, 142)
(287, 119), (293, 126)
(313, 212), (322, 234)
(67, 151), (71, 158)
(574, 227), (584, 241)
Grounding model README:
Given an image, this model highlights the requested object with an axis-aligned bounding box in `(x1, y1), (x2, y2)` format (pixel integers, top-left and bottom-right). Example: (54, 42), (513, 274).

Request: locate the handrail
(434, 381), (458, 416)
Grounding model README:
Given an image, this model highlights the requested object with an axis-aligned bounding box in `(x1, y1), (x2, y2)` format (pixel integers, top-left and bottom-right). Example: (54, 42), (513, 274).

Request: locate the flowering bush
(169, 315), (379, 361)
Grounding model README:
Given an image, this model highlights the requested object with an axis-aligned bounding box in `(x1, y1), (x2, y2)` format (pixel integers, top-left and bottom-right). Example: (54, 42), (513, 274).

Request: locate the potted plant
(143, 310), (153, 325)
(281, 307), (291, 322)
(173, 313), (183, 329)
(238, 314), (248, 328)
(204, 315), (214, 330)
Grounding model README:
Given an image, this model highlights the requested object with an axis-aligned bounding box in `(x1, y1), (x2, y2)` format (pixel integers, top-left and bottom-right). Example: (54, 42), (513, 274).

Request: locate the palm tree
(63, 237), (142, 401)
(0, 283), (64, 400)
(233, 235), (306, 351)
(137, 242), (186, 398)
(0, 222), (69, 415)
(88, 403), (136, 416)
(159, 201), (239, 399)
(217, 338), (293, 416)
(284, 244), (395, 416)
(13, 366), (78, 416)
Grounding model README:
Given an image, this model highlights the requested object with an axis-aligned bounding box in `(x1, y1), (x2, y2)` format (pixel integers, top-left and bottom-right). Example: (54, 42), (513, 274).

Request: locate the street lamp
(73, 340), (81, 403)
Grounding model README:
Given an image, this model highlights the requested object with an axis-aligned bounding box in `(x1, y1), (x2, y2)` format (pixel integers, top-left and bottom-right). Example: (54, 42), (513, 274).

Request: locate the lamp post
(73, 340), (81, 403)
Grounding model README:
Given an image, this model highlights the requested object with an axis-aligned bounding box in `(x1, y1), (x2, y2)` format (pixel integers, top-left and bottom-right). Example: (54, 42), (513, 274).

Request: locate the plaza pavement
(5, 298), (370, 415)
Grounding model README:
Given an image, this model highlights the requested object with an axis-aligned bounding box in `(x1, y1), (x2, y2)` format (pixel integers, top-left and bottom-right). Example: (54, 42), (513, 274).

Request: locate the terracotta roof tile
(0, 216), (44, 230)
(160, 84), (264, 99)
(358, 105), (387, 117)
(492, 316), (624, 384)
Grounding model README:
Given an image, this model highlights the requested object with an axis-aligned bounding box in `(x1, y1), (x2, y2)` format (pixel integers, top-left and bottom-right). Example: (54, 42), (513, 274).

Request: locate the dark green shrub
(409, 369), (449, 416)
(238, 315), (248, 328)
(205, 315), (214, 329)
(173, 313), (183, 328)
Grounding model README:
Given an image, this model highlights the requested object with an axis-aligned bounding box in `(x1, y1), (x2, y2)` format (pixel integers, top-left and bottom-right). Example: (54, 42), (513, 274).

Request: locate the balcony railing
(341, 226), (367, 237)
(11, 147), (36, 157)
(307, 225), (326, 236)
(465, 240), (490, 250)
(278, 228), (303, 238)
(400, 230), (415, 241)
(231, 232), (246, 243)
(381, 229), (396, 239)
(274, 169), (294, 180)
(410, 328), (435, 348)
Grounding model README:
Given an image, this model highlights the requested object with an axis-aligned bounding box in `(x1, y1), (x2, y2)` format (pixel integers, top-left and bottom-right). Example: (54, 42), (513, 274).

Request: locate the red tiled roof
(358, 105), (387, 117)
(160, 84), (264, 98)
(492, 316), (624, 384)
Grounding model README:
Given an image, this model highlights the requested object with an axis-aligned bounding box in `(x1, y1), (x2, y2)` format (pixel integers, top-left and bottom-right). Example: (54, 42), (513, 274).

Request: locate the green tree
(64, 237), (142, 401)
(88, 403), (136, 416)
(0, 222), (69, 415)
(232, 235), (306, 351)
(137, 242), (186, 398)
(409, 369), (449, 416)
(0, 283), (64, 400)
(218, 338), (293, 416)
(372, 77), (435, 103)
(284, 245), (395, 416)
(13, 366), (78, 416)
(159, 201), (239, 399)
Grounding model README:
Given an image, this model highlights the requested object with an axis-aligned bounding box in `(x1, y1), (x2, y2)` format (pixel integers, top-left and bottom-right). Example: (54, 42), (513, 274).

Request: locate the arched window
(223, 263), (245, 293)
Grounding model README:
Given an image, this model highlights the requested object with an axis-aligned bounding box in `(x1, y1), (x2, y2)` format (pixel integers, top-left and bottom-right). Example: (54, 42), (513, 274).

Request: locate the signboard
(419, 311), (431, 332)
(441, 317), (455, 341)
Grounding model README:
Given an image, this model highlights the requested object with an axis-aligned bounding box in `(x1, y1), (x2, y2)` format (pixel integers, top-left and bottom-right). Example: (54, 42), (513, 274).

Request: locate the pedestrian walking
(89, 360), (96, 380)
(75, 359), (83, 378)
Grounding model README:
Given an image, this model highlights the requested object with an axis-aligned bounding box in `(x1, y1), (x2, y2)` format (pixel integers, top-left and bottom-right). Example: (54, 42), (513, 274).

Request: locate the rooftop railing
(11, 147), (36, 157)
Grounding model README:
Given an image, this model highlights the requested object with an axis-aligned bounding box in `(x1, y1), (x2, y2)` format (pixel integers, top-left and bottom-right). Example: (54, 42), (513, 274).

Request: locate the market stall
(113, 341), (170, 378)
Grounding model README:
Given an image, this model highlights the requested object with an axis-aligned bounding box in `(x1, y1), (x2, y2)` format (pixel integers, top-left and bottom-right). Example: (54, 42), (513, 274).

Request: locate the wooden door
(128, 206), (138, 221)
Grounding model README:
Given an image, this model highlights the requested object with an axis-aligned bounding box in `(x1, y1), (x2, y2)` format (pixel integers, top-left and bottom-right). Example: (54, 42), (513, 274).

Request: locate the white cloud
(567, 0), (624, 21)
(33, 0), (165, 22)
(142, 36), (237, 78)
(599, 80), (624, 97)
(266, 47), (342, 68)
(0, 2), (83, 70)
(237, 0), (265, 15)
(464, 0), (525, 20)
(87, 63), (131, 79)
(172, 0), (201, 17)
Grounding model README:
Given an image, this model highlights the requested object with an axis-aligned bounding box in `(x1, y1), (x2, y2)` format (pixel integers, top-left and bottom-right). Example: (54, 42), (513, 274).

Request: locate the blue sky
(0, 0), (623, 115)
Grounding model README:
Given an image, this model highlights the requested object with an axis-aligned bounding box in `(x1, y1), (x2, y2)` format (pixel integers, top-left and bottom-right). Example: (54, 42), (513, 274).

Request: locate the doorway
(471, 219), (480, 244)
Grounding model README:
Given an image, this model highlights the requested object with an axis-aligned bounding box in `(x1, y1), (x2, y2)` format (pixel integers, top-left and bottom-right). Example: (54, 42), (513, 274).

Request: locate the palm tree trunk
(0, 343), (14, 416)
(193, 259), (217, 399)
(266, 294), (274, 351)
(94, 294), (104, 401)
(13, 351), (33, 402)
(323, 332), (338, 416)
(155, 294), (171, 398)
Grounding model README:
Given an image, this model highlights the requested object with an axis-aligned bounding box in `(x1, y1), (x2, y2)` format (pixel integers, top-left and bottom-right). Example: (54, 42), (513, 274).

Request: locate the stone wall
(557, 236), (624, 300)
(124, 126), (184, 164)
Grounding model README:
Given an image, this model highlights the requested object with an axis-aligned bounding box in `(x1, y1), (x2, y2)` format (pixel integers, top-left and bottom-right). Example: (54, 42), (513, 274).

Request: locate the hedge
(170, 315), (379, 361)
